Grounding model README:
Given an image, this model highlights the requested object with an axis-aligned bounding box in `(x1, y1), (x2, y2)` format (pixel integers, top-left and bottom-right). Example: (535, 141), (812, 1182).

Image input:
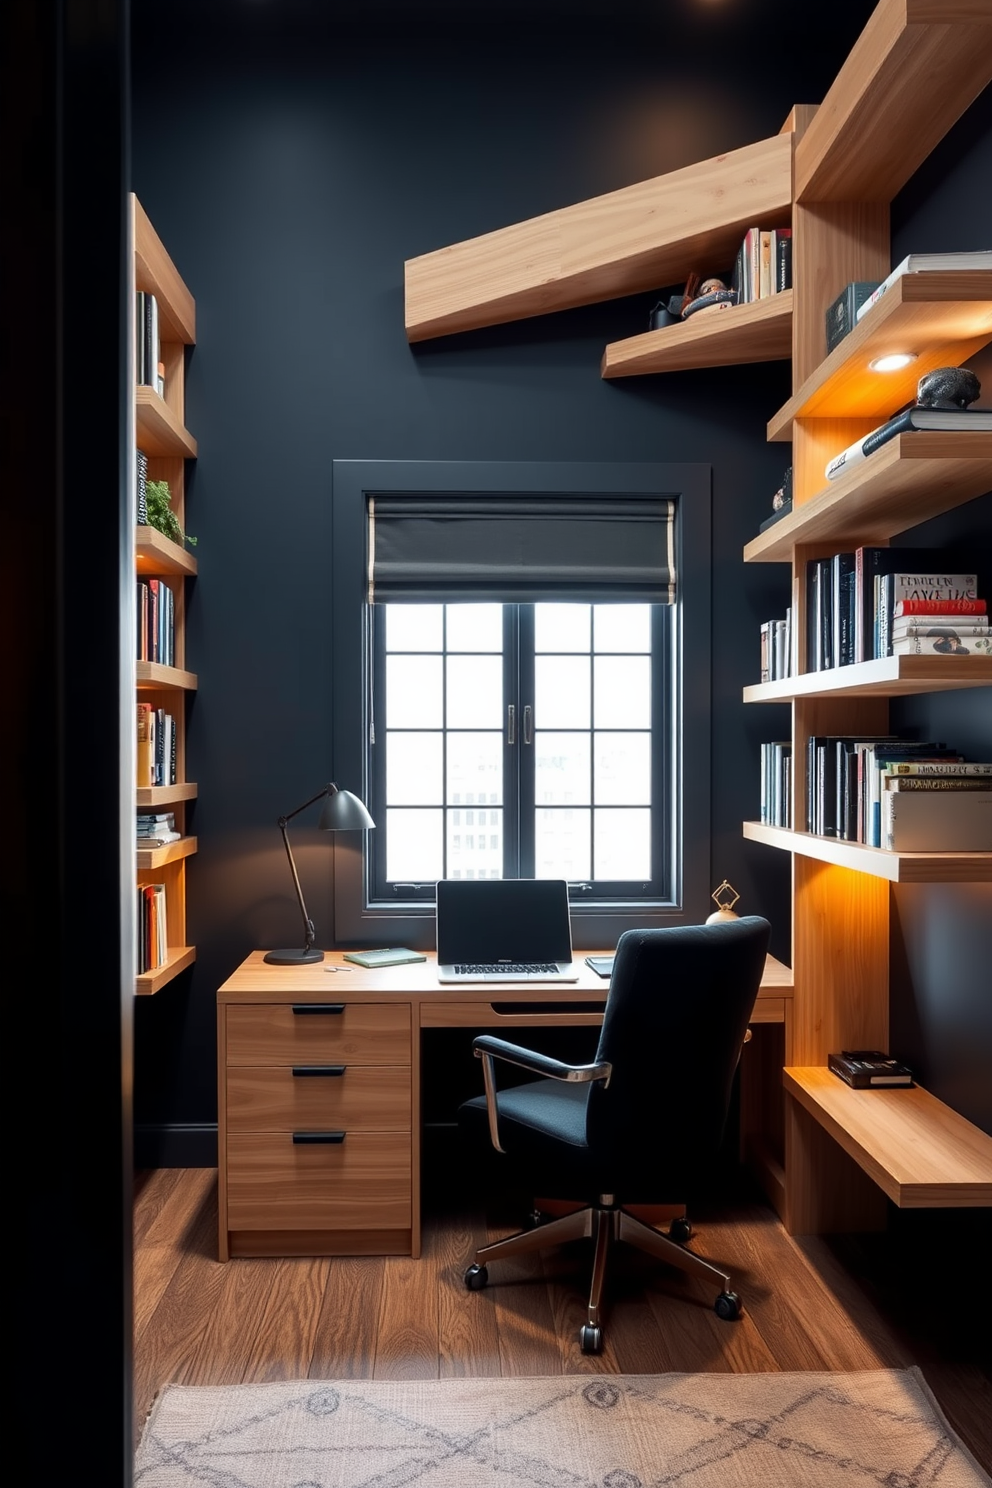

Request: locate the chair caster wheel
(714, 1290), (742, 1321)
(669, 1217), (692, 1243)
(465, 1263), (489, 1291)
(579, 1324), (603, 1354)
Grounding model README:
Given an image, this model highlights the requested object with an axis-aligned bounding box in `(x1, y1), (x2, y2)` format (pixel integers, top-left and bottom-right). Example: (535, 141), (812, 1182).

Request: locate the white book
(825, 408), (992, 481)
(855, 250), (992, 322)
(891, 632), (991, 656)
(881, 789), (992, 851)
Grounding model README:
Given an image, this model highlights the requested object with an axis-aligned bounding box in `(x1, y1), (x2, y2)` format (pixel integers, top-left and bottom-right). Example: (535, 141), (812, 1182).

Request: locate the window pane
(535, 732), (590, 805)
(594, 732), (651, 805)
(448, 809), (502, 879)
(386, 808), (443, 880)
(535, 655), (590, 728)
(385, 604), (442, 651)
(386, 655), (442, 727)
(446, 604), (502, 652)
(386, 732), (443, 803)
(594, 604), (650, 652)
(594, 808), (651, 880)
(535, 603), (590, 653)
(446, 655), (503, 728)
(446, 731), (503, 804)
(593, 655), (650, 728)
(535, 807), (590, 880)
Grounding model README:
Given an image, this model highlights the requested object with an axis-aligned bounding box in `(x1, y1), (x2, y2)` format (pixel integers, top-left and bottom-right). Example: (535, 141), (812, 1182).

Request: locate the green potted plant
(145, 479), (196, 549)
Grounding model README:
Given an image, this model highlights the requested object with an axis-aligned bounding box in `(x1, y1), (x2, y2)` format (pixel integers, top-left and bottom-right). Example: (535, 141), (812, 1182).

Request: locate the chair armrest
(472, 1034), (611, 1084)
(472, 1035), (612, 1154)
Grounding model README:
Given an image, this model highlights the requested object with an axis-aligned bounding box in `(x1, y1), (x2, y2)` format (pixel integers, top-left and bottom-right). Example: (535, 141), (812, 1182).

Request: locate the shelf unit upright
(742, 8), (992, 1233)
(132, 195), (199, 996)
(402, 1), (992, 1227)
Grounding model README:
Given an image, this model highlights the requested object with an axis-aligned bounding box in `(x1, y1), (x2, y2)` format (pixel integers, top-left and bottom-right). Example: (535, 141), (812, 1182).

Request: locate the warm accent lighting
(264, 782), (375, 965)
(868, 352), (918, 372)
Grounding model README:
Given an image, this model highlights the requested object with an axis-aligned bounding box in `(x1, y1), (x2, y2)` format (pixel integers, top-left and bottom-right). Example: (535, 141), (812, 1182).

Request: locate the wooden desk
(216, 949), (792, 1260)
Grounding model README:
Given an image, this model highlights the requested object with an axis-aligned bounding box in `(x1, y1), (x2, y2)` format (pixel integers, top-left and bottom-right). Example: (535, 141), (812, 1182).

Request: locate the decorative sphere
(705, 908), (740, 924)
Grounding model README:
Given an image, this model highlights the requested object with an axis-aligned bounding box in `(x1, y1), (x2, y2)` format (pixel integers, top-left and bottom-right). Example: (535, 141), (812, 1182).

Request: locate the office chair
(457, 916), (771, 1353)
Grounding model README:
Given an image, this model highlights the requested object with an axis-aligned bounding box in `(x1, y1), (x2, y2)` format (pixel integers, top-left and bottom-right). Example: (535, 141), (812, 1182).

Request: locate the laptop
(436, 878), (580, 983)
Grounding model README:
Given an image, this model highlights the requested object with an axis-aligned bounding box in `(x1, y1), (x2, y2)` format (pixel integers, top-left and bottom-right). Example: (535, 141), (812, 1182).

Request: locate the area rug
(135, 1367), (989, 1487)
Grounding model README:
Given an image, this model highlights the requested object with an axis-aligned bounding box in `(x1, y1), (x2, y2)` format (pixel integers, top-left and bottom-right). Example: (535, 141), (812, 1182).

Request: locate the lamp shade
(318, 785), (376, 832)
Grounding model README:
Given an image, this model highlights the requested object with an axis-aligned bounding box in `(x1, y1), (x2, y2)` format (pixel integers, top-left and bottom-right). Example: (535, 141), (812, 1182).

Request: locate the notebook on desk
(436, 878), (580, 983)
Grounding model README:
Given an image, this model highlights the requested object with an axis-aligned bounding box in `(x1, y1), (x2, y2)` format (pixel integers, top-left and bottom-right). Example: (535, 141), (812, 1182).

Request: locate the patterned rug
(135, 1367), (989, 1487)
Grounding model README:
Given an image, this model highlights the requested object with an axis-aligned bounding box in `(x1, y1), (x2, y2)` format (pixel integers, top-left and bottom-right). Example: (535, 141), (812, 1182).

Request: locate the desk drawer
(226, 1003), (410, 1065)
(226, 1132), (411, 1230)
(226, 1065), (411, 1132)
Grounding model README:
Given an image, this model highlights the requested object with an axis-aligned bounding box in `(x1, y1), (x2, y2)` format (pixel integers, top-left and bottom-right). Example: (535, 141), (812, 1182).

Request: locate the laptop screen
(436, 878), (573, 965)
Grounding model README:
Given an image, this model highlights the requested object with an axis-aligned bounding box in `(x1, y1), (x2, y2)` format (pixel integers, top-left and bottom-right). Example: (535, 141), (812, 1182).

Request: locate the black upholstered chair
(457, 916), (772, 1353)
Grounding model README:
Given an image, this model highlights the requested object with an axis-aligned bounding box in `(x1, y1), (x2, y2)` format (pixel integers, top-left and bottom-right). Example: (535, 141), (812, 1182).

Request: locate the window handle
(507, 703), (516, 745)
(523, 705), (533, 745)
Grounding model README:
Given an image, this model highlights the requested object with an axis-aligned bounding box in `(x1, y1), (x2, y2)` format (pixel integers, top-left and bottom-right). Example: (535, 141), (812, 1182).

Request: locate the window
(331, 461), (711, 948)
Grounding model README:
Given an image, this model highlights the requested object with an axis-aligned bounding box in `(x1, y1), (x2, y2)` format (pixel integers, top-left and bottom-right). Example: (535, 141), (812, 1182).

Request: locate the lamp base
(263, 947), (325, 965)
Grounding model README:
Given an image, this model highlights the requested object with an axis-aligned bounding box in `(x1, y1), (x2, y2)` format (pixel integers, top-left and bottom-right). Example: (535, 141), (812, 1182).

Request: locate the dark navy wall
(130, 0), (990, 1154)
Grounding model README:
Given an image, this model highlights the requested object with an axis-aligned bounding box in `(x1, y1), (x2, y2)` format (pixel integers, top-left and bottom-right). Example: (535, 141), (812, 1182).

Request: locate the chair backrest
(586, 917), (771, 1183)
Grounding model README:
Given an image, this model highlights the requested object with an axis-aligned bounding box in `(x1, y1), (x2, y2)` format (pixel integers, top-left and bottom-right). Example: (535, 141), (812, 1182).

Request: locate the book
(584, 955), (614, 978)
(828, 1050), (913, 1088)
(891, 619), (987, 636)
(885, 760), (992, 777)
(853, 546), (963, 663)
(892, 630), (991, 656)
(893, 597), (986, 616)
(136, 832), (182, 847)
(758, 497), (792, 533)
(855, 249), (992, 321)
(882, 775), (991, 791)
(825, 280), (879, 354)
(136, 448), (148, 524)
(758, 231), (772, 299)
(831, 552), (856, 668)
(878, 572), (979, 654)
(881, 789), (992, 850)
(773, 228), (792, 293)
(136, 703), (154, 787)
(342, 948), (427, 968)
(825, 407), (992, 481)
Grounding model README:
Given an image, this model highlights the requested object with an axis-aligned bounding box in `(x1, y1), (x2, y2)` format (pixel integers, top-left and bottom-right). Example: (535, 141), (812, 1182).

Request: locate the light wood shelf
(136, 836), (198, 871)
(404, 132), (792, 342)
(601, 291), (793, 378)
(767, 271), (992, 440)
(135, 385), (198, 459)
(133, 196), (195, 343)
(784, 1067), (992, 1207)
(136, 659), (198, 692)
(136, 782), (198, 809)
(743, 431), (992, 561)
(744, 654), (992, 702)
(135, 524), (197, 578)
(743, 820), (992, 883)
(135, 945), (196, 997)
(793, 0), (992, 203)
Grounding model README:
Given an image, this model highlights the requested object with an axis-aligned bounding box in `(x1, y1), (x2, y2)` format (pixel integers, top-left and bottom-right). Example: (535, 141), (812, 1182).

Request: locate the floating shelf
(136, 659), (198, 692)
(135, 525), (197, 578)
(135, 944), (196, 997)
(743, 431), (992, 561)
(404, 133), (792, 342)
(135, 386), (198, 459)
(767, 271), (992, 440)
(742, 820), (992, 883)
(136, 836), (198, 871)
(133, 197), (196, 344)
(601, 291), (792, 379)
(135, 782), (198, 809)
(744, 654), (992, 702)
(784, 1068), (992, 1208)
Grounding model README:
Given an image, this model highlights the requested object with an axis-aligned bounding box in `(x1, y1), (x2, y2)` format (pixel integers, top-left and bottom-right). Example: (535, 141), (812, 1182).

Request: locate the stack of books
(138, 883), (168, 972)
(759, 609), (792, 681)
(875, 571), (986, 657)
(760, 741), (792, 828)
(137, 812), (180, 849)
(731, 226), (792, 304)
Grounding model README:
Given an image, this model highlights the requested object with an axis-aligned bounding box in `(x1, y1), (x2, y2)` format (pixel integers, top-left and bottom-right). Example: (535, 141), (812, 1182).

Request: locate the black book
(831, 552), (856, 668)
(828, 1050), (913, 1088)
(774, 229), (792, 293)
(136, 448), (148, 524)
(759, 497), (792, 533)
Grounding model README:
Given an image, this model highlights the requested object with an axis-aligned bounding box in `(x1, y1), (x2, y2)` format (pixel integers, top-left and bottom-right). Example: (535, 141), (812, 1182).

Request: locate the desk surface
(218, 949), (793, 1012)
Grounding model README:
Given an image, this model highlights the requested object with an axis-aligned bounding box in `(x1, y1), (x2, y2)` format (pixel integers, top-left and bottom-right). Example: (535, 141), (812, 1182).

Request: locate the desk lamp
(264, 782), (375, 965)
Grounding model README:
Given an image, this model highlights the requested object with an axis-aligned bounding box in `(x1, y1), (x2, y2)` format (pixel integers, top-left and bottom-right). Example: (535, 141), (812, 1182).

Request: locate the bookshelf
(132, 195), (198, 998)
(400, 1), (992, 1228)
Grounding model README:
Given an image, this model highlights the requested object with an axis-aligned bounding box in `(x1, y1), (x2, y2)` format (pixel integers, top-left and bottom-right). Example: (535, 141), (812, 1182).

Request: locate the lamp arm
(278, 783), (337, 828)
(278, 819), (316, 954)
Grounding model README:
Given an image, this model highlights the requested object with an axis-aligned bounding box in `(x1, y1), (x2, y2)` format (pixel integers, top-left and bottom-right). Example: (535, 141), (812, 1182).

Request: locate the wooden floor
(134, 1167), (992, 1470)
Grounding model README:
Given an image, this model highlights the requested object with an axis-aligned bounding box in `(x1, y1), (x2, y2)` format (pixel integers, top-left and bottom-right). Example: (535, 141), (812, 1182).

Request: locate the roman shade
(367, 493), (677, 603)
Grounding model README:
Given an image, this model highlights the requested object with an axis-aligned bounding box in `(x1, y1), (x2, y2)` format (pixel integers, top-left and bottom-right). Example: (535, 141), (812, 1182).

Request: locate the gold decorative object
(706, 880), (741, 924)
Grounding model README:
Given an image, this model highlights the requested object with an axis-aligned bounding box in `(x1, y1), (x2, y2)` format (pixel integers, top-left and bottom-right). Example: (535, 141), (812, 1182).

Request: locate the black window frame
(331, 460), (712, 950)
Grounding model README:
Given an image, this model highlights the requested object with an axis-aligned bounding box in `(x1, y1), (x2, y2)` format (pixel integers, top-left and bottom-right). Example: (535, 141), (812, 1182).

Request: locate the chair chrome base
(464, 1195), (741, 1353)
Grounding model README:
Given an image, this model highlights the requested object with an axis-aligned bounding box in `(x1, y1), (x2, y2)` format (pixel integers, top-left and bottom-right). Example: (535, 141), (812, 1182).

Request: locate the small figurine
(916, 366), (981, 410)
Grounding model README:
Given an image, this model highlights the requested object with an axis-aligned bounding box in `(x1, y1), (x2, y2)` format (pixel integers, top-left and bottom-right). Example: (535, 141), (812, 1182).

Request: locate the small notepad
(342, 948), (427, 968)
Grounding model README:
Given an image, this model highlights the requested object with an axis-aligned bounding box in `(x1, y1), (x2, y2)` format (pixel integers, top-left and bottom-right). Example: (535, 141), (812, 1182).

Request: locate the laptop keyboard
(454, 962), (560, 975)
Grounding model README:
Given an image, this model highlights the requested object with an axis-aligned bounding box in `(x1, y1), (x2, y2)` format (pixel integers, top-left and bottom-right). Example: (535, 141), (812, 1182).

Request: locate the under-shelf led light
(868, 352), (918, 372)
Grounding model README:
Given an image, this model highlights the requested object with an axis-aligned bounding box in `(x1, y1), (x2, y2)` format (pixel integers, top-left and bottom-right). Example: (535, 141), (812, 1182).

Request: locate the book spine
(894, 597), (986, 615)
(136, 448), (148, 524)
(855, 255), (911, 320)
(774, 229), (792, 292)
(759, 231), (772, 298)
(136, 703), (153, 787)
(886, 760), (992, 776)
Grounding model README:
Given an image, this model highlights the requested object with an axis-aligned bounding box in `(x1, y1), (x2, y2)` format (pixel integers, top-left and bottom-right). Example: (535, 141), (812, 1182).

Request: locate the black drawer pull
(292, 1131), (346, 1144)
(292, 1065), (346, 1078)
(292, 1003), (345, 1015)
